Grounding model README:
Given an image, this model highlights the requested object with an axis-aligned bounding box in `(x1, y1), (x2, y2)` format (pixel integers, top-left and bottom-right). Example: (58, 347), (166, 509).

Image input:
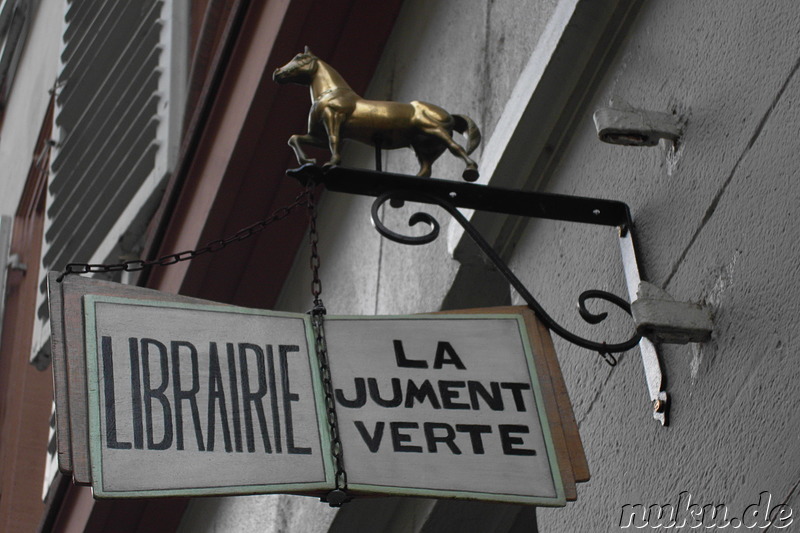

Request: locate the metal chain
(56, 190), (310, 282)
(306, 185), (349, 507)
(308, 187), (323, 309)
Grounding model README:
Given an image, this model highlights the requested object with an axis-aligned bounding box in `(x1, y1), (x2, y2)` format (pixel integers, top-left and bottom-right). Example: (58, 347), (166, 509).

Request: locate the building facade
(1, 1), (799, 531)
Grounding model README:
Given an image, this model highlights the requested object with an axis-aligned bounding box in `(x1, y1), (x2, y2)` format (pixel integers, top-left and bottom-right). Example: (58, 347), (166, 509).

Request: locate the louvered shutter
(42, 401), (58, 500)
(30, 0), (186, 368)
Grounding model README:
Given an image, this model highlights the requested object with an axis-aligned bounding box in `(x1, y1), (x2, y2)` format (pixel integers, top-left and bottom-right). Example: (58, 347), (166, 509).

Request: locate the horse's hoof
(462, 168), (479, 182)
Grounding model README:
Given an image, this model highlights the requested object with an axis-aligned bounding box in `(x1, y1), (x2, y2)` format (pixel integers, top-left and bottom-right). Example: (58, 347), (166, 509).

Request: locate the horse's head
(273, 46), (318, 85)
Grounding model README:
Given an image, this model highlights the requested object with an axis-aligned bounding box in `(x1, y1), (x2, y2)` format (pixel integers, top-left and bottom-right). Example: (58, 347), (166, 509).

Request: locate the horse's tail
(453, 114), (481, 154)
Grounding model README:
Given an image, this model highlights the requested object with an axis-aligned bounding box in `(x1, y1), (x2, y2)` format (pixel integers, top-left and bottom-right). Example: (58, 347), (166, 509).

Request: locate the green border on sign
(325, 313), (567, 507)
(83, 294), (335, 498)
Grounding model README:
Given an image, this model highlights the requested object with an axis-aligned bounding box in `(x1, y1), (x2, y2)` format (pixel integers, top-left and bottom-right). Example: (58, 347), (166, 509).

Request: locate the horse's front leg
(288, 133), (326, 165)
(322, 109), (346, 167)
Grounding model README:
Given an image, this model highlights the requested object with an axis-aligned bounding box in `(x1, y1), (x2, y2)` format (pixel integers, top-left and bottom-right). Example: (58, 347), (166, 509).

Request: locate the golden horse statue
(273, 47), (482, 181)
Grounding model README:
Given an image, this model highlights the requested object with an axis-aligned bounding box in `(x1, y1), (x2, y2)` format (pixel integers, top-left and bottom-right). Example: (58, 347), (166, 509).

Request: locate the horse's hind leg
(417, 159), (433, 178)
(423, 126), (479, 182)
(387, 145), (441, 207)
(412, 145), (443, 178)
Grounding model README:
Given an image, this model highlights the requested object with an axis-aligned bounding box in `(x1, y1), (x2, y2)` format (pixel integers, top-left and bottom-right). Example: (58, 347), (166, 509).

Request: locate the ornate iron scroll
(370, 190), (640, 362)
(288, 164), (642, 364)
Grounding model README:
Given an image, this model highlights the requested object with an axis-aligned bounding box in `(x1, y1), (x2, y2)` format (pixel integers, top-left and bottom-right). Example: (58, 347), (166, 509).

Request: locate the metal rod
(619, 228), (668, 425)
(287, 165), (633, 228)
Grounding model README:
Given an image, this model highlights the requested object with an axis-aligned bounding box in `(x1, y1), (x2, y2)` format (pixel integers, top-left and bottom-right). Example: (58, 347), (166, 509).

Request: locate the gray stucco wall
(528, 1), (800, 530)
(181, 0), (800, 531)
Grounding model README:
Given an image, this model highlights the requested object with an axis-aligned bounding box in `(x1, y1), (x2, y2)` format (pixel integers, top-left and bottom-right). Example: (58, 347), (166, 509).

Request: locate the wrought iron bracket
(287, 164), (712, 426)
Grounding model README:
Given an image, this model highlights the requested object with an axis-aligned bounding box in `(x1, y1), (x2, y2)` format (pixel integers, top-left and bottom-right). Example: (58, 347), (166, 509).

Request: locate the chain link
(306, 185), (349, 507)
(56, 190), (310, 282)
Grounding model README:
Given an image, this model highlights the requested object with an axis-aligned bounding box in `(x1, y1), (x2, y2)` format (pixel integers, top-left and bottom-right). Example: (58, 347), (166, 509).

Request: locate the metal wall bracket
(287, 164), (706, 425)
(632, 282), (713, 344)
(593, 107), (682, 147)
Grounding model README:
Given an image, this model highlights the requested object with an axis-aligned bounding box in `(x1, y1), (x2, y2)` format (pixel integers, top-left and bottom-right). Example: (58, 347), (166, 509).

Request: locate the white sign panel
(324, 315), (565, 506)
(84, 296), (333, 498)
(79, 293), (567, 504)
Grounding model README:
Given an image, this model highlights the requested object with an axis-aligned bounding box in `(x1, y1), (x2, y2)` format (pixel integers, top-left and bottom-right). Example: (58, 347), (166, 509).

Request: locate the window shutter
(42, 401), (58, 500)
(30, 0), (186, 368)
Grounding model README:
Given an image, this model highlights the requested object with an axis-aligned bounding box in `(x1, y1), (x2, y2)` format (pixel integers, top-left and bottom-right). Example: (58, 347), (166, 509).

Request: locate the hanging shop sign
(49, 274), (588, 504)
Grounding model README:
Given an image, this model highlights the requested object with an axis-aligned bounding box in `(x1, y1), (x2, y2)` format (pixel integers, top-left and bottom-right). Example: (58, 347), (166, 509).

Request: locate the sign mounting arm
(288, 164), (710, 426)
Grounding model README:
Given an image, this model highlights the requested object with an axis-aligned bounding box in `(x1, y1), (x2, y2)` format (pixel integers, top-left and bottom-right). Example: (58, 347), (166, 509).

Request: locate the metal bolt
(325, 489), (349, 507)
(653, 399), (665, 413)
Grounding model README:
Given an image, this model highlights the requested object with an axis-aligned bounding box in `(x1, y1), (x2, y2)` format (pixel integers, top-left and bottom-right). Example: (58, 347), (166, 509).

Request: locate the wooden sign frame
(49, 275), (588, 504)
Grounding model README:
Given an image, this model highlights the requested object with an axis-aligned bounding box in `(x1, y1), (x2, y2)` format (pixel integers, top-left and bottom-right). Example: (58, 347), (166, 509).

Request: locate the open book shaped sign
(50, 275), (588, 505)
